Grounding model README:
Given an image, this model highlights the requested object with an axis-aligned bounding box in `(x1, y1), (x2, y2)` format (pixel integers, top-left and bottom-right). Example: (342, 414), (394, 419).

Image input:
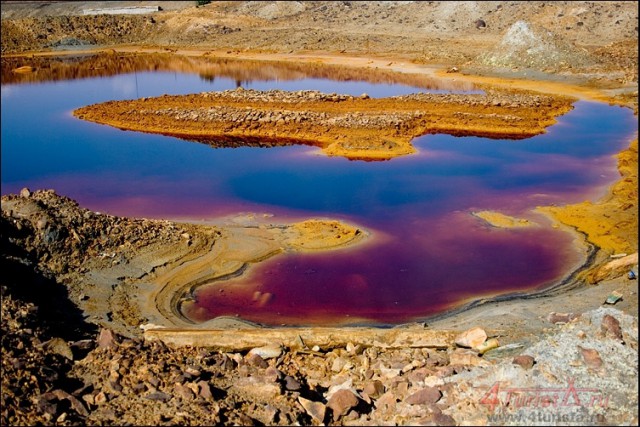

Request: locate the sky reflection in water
(1, 61), (637, 326)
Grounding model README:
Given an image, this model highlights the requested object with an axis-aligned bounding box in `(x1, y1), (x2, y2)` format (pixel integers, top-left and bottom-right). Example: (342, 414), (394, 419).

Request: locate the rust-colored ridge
(73, 87), (575, 161)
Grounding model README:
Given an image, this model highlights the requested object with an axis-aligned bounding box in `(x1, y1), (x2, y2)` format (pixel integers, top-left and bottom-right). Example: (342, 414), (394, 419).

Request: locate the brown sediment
(471, 211), (534, 229)
(72, 86), (575, 161)
(434, 68), (635, 105)
(539, 139), (638, 257)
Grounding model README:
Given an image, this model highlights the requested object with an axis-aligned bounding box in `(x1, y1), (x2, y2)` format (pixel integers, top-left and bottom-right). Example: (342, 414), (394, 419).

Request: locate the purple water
(2, 56), (637, 326)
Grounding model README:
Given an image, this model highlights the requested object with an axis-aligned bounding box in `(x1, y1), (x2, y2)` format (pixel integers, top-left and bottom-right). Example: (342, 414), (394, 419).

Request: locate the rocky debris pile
(0, 286), (96, 425)
(202, 88), (362, 103)
(1, 189), (202, 278)
(1, 1), (636, 84)
(74, 86), (576, 161)
(2, 188), (637, 424)
(0, 266), (470, 426)
(477, 20), (594, 73)
(6, 278), (636, 426)
(197, 87), (560, 110)
(157, 106), (316, 126)
(449, 307), (639, 425)
(157, 106), (420, 131)
(9, 321), (479, 425)
(133, 87), (566, 134)
(396, 90), (559, 109)
(1, 188), (220, 336)
(593, 40), (639, 84)
(236, 1), (307, 21)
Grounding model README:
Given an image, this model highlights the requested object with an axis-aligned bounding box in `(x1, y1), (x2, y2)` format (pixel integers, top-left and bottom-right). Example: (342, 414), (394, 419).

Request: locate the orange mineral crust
(73, 87), (575, 161)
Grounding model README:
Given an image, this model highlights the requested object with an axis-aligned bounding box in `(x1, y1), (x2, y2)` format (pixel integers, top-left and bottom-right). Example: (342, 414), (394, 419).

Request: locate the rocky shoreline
(1, 189), (369, 337)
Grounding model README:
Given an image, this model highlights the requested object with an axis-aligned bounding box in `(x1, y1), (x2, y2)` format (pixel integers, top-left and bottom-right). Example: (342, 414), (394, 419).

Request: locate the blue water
(2, 59), (637, 326)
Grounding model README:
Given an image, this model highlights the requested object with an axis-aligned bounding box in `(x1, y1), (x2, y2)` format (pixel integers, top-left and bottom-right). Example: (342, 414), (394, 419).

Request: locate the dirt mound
(235, 0), (307, 20)
(477, 20), (594, 73)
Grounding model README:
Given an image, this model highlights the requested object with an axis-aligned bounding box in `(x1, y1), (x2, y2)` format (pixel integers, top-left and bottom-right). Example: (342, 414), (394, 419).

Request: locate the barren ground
(1, 1), (638, 426)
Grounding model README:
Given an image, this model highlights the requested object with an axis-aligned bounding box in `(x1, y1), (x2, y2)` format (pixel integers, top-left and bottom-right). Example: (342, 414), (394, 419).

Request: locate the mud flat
(471, 211), (534, 229)
(1, 190), (368, 337)
(73, 87), (574, 161)
(540, 139), (638, 257)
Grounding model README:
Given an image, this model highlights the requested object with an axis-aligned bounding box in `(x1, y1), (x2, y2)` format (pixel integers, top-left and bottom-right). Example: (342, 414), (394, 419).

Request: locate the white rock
(248, 344), (282, 360)
(455, 326), (487, 349)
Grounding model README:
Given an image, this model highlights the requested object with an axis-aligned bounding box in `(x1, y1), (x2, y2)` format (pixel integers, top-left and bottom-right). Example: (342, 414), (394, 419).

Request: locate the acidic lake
(2, 55), (637, 326)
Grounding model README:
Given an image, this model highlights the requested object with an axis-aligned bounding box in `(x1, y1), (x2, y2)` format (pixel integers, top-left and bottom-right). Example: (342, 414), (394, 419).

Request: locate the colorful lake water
(1, 55), (637, 326)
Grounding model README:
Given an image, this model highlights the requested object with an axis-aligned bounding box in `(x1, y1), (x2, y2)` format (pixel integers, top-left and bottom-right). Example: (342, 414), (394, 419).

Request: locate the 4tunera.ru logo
(479, 378), (608, 423)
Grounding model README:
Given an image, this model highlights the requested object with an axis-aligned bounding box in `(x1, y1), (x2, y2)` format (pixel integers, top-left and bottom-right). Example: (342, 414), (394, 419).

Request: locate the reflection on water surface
(1, 54), (636, 326)
(2, 52), (478, 94)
